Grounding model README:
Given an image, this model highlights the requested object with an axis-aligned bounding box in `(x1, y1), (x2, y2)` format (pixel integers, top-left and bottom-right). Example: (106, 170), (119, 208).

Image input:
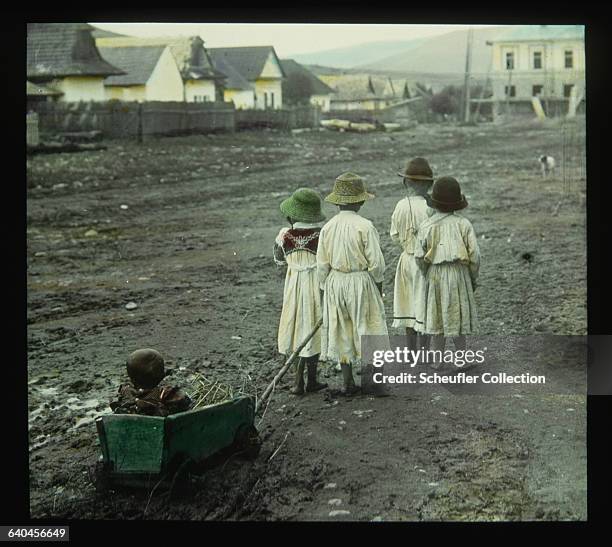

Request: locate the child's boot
(290, 358), (305, 395)
(305, 358), (328, 393)
(340, 363), (360, 396)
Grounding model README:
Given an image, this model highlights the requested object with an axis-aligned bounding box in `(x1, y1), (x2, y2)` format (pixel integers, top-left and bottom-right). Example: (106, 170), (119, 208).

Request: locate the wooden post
(137, 102), (143, 144)
(461, 27), (474, 123)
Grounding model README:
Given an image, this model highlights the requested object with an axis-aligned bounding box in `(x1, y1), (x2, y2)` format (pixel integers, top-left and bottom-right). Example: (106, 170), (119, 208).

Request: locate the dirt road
(27, 118), (587, 520)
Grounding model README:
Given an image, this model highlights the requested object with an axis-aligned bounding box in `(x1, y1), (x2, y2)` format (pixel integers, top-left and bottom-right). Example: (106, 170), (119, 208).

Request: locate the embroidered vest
(281, 228), (320, 257)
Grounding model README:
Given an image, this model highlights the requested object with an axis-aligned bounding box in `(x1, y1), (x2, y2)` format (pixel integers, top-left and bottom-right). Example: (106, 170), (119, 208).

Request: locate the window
(532, 85), (543, 96)
(264, 92), (268, 109)
(270, 92), (275, 109)
(564, 84), (574, 98)
(565, 50), (574, 68)
(505, 85), (516, 97)
(533, 51), (542, 69)
(505, 52), (514, 70)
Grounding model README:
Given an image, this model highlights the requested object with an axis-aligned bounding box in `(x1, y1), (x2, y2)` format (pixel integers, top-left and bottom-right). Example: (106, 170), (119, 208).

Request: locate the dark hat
(127, 348), (165, 389)
(425, 176), (468, 212)
(397, 157), (434, 182)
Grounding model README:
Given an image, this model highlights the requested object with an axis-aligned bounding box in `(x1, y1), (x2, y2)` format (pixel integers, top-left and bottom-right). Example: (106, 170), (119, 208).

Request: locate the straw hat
(325, 172), (375, 205)
(425, 176), (468, 212)
(280, 188), (326, 223)
(397, 157), (434, 182)
(127, 348), (165, 389)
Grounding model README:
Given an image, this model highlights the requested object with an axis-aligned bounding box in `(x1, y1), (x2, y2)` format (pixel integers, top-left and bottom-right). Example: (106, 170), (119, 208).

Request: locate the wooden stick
(255, 317), (323, 414)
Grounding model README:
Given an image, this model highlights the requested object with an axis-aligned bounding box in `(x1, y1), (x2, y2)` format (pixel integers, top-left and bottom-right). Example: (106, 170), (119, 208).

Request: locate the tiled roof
(280, 60), (335, 95)
(27, 23), (124, 78)
(98, 46), (167, 86)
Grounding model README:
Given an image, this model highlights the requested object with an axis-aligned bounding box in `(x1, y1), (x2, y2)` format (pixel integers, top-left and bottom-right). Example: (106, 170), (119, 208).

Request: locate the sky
(90, 23), (500, 57)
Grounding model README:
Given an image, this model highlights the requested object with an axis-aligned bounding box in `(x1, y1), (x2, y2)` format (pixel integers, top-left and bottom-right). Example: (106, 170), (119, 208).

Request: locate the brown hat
(425, 176), (468, 212)
(325, 172), (375, 205)
(397, 157), (434, 182)
(127, 348), (165, 389)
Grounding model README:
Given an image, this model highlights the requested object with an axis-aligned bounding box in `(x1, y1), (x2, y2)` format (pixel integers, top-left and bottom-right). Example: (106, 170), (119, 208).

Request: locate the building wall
(492, 39), (585, 101)
(225, 88), (256, 109)
(54, 76), (106, 102)
(145, 47), (184, 102)
(310, 94), (331, 112)
(330, 98), (385, 111)
(254, 79), (283, 110)
(185, 79), (217, 102)
(105, 85), (147, 102)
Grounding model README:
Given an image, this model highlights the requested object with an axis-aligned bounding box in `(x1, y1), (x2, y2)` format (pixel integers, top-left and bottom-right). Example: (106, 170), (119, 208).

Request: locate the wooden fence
(29, 101), (323, 139)
(26, 112), (40, 146)
(324, 97), (428, 126)
(235, 105), (321, 130)
(31, 100), (236, 139)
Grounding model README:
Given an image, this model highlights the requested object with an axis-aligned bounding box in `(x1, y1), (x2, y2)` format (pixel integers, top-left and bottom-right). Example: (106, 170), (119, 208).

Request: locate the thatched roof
(95, 35), (225, 81)
(280, 60), (335, 95)
(27, 23), (124, 79)
(320, 74), (418, 102)
(98, 46), (167, 86)
(209, 46), (286, 82)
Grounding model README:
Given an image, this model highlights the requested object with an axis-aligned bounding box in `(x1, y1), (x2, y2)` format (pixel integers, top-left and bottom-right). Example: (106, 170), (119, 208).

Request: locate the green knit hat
(280, 188), (326, 223)
(325, 172), (375, 205)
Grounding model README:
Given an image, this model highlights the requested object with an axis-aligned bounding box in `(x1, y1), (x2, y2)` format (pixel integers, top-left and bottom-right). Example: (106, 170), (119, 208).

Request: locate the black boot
(340, 363), (360, 396)
(305, 358), (327, 393)
(290, 358), (305, 395)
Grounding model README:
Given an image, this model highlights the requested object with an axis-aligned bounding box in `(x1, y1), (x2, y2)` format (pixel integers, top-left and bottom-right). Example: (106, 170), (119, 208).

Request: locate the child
(273, 188), (328, 395)
(390, 157), (434, 351)
(317, 172), (388, 395)
(110, 348), (192, 417)
(414, 177), (480, 364)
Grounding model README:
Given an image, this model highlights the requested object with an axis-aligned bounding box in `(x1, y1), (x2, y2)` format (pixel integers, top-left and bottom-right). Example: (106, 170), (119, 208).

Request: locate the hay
(189, 372), (255, 410)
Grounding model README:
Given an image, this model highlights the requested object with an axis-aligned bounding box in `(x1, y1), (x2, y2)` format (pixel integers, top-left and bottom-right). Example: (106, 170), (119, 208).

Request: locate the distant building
(26, 23), (124, 102)
(319, 74), (414, 112)
(488, 25), (585, 117)
(98, 46), (184, 102)
(280, 59), (335, 111)
(95, 34), (226, 102)
(209, 46), (285, 110)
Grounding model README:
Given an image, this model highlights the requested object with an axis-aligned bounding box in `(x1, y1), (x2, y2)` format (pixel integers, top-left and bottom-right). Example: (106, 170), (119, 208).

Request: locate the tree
(430, 85), (462, 116)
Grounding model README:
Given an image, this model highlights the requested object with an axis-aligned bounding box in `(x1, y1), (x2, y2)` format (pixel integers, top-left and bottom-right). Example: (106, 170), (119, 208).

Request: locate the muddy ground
(27, 117), (587, 521)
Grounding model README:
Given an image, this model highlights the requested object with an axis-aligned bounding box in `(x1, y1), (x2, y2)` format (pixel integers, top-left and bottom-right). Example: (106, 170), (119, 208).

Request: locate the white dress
(274, 222), (323, 358)
(390, 195), (432, 329)
(414, 212), (480, 336)
(316, 210), (389, 364)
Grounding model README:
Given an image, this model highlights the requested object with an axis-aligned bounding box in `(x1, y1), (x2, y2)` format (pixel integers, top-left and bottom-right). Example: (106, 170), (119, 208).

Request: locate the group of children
(274, 158), (481, 396)
(110, 157), (480, 416)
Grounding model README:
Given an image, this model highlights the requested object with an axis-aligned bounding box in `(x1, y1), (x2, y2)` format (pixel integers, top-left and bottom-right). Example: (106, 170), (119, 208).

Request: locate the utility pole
(462, 27), (474, 123)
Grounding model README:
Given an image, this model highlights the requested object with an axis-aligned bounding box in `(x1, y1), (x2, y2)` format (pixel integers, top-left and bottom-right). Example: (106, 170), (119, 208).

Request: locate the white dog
(539, 155), (556, 178)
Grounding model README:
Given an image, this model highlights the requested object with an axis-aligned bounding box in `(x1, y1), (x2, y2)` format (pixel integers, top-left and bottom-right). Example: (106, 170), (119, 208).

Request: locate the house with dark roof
(318, 74), (407, 112)
(98, 45), (184, 102)
(280, 59), (335, 111)
(27, 23), (123, 102)
(95, 34), (226, 102)
(488, 25), (585, 117)
(209, 46), (285, 110)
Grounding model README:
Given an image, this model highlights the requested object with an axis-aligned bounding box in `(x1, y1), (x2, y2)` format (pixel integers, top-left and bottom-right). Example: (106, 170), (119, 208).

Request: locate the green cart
(95, 395), (260, 486)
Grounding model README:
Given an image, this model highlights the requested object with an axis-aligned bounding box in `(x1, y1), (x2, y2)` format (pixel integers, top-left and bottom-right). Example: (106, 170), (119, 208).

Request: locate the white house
(98, 46), (184, 102)
(489, 25), (585, 116)
(27, 23), (124, 102)
(95, 34), (226, 103)
(209, 46), (285, 110)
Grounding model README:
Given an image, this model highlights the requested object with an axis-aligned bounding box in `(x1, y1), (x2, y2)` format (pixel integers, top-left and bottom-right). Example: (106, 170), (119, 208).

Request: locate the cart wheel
(234, 424), (261, 460)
